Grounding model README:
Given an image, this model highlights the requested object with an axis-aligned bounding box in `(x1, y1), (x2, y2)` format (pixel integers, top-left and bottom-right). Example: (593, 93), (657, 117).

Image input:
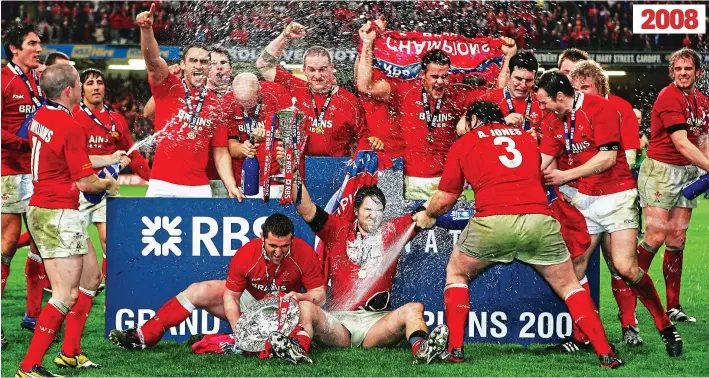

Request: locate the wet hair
(669, 48), (701, 74)
(509, 51), (538, 74)
(302, 46), (332, 65)
(80, 68), (105, 85)
(465, 101), (505, 125)
(354, 186), (386, 211)
(180, 43), (209, 62)
(44, 52), (71, 66)
(462, 75), (487, 87)
(534, 70), (575, 98)
(209, 46), (233, 66)
(262, 213), (294, 238)
(569, 60), (609, 97)
(421, 49), (451, 72)
(557, 48), (589, 68)
(40, 64), (77, 100)
(3, 22), (40, 59)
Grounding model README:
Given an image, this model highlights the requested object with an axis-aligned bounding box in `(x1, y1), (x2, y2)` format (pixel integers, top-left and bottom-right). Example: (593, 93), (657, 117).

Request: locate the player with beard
(136, 4), (240, 199)
(269, 183), (450, 365)
(16, 64), (118, 377)
(108, 213), (325, 361)
(636, 48), (709, 323)
(566, 61), (644, 348)
(256, 22), (384, 159)
(1, 22), (49, 348)
(413, 101), (622, 368)
(72, 68), (152, 289)
(535, 71), (683, 357)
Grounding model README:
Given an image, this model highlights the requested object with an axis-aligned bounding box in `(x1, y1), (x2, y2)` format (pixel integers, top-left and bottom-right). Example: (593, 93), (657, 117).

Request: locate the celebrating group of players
(2, 2), (708, 376)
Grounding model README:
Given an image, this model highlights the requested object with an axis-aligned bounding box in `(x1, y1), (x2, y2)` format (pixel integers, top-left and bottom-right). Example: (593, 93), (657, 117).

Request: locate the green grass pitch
(1, 187), (707, 376)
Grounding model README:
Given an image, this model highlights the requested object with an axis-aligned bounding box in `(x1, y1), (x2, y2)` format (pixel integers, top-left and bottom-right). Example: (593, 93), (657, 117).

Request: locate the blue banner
(1, 44), (181, 61)
(106, 157), (599, 345)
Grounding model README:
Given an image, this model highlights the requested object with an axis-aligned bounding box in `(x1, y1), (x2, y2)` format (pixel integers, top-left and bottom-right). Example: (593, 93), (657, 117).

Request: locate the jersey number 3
(494, 136), (522, 168)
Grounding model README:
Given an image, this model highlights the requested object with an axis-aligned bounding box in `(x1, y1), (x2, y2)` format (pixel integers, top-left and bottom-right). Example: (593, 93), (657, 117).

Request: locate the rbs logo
(140, 215), (268, 257)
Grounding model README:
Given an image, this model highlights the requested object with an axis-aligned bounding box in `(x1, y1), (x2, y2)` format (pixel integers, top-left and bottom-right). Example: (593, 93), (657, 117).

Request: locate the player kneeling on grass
(16, 64), (119, 377)
(413, 101), (623, 368)
(279, 181), (449, 365)
(109, 213), (326, 364)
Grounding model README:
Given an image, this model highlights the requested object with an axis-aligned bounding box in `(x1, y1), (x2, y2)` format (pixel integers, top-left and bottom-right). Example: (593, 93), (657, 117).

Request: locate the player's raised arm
(355, 21), (391, 102)
(256, 22), (306, 82)
(293, 182), (317, 222)
(137, 3), (169, 85)
(495, 37), (517, 89)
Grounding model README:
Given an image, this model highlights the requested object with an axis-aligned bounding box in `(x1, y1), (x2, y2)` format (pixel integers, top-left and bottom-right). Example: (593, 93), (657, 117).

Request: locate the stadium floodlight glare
(108, 59), (147, 71)
(604, 70), (627, 77)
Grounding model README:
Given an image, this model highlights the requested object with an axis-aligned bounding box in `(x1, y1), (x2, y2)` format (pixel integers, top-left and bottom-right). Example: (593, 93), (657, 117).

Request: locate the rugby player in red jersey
(637, 48), (709, 323)
(414, 101), (622, 368)
(17, 64), (119, 376)
(568, 61), (643, 347)
(108, 214), (325, 363)
(1, 22), (49, 346)
(256, 22), (384, 159)
(536, 71), (682, 357)
(136, 4), (241, 199)
(275, 183), (449, 365)
(73, 68), (152, 285)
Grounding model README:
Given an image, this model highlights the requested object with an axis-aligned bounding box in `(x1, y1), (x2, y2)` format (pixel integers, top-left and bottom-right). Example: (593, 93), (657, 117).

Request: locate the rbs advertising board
(106, 157), (599, 344)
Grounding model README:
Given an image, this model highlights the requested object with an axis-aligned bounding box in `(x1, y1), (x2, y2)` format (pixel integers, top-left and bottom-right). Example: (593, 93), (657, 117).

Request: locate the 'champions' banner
(362, 32), (506, 83)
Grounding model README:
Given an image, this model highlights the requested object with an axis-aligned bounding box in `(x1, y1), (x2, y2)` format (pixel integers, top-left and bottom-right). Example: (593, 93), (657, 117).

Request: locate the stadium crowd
(2, 1), (708, 377)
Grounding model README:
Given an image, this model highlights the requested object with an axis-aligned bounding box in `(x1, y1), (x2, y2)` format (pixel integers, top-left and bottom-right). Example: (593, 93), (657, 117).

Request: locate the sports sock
(571, 276), (591, 344)
(663, 247), (683, 310)
(139, 293), (193, 346)
(627, 269), (673, 331)
(290, 325), (312, 352)
(611, 274), (637, 327)
(637, 241), (658, 273)
(62, 288), (96, 356)
(25, 252), (47, 318)
(17, 232), (31, 249)
(564, 288), (613, 356)
(20, 299), (69, 371)
(1, 254), (10, 295)
(443, 284), (469, 351)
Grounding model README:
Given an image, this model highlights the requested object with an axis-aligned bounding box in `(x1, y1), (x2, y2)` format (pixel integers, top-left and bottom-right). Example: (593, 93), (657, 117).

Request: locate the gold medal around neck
(187, 131), (197, 140)
(110, 131), (120, 139)
(315, 125), (325, 135)
(568, 156), (574, 166)
(426, 132), (434, 144)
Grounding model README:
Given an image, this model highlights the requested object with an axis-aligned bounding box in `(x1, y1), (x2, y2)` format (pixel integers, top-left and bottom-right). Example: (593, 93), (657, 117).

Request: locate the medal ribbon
(310, 86), (336, 129)
(504, 87), (533, 131)
(261, 242), (285, 295)
(182, 79), (207, 132)
(676, 83), (699, 125)
(8, 62), (43, 107)
(80, 103), (116, 136)
(563, 93), (580, 156)
(421, 87), (443, 138)
(45, 99), (71, 115)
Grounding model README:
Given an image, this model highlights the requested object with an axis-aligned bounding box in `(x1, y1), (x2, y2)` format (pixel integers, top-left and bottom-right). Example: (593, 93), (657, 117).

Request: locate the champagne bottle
(241, 138), (260, 196)
(682, 172), (709, 200)
(84, 162), (121, 204)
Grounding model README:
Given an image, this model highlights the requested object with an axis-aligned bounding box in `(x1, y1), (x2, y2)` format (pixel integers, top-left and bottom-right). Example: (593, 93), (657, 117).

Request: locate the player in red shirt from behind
(536, 71), (682, 358)
(17, 64), (119, 377)
(109, 213), (326, 363)
(637, 48), (709, 324)
(284, 183), (449, 365)
(256, 21), (384, 158)
(413, 101), (622, 368)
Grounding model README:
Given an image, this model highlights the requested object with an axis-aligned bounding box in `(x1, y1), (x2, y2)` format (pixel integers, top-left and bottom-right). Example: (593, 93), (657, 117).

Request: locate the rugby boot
(413, 324), (450, 364)
(15, 365), (63, 378)
(545, 336), (593, 353)
(660, 324), (682, 357)
(20, 313), (37, 333)
(621, 325), (643, 346)
(447, 347), (465, 363)
(599, 354), (624, 369)
(53, 350), (101, 369)
(666, 305), (696, 323)
(108, 328), (147, 350)
(268, 331), (313, 365)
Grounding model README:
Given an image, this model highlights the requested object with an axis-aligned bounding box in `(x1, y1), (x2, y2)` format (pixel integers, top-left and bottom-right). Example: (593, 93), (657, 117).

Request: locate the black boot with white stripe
(660, 324), (682, 357)
(545, 337), (593, 353)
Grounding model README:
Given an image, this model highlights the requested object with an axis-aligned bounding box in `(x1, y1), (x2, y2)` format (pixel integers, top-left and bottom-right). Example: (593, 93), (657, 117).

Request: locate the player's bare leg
(110, 280), (226, 349)
(55, 245), (102, 368)
(96, 222), (107, 288)
(443, 247), (493, 363)
(608, 228), (682, 356)
(532, 259), (622, 368)
(600, 234), (642, 345)
(18, 255), (82, 376)
(298, 300), (350, 348)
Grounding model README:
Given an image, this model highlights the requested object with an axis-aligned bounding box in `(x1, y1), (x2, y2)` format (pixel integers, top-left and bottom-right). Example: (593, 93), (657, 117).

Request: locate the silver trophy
(273, 105), (307, 183)
(233, 296), (300, 352)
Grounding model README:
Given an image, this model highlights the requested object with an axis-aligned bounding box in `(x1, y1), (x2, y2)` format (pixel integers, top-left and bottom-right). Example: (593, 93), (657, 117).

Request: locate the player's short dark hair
(209, 46), (233, 66)
(534, 70), (575, 98)
(558, 48), (589, 68)
(180, 43), (209, 62)
(354, 186), (386, 211)
(462, 75), (487, 87)
(509, 51), (538, 74)
(3, 22), (40, 59)
(262, 213), (294, 238)
(465, 101), (505, 125)
(302, 46), (333, 65)
(44, 52), (71, 66)
(40, 64), (77, 100)
(80, 68), (105, 84)
(669, 48), (701, 73)
(421, 49), (451, 72)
